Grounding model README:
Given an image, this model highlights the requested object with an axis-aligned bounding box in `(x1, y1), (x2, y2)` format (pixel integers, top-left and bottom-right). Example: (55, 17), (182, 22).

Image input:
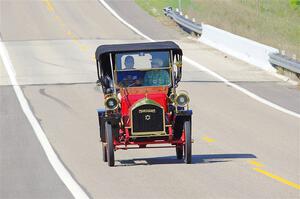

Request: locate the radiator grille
(132, 104), (164, 133)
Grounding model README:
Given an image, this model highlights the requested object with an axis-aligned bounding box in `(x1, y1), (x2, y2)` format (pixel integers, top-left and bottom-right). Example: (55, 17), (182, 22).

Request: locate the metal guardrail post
(163, 7), (202, 35)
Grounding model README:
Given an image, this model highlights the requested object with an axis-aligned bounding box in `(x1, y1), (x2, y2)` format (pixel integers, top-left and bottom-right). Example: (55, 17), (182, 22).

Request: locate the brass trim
(176, 61), (182, 68)
(130, 131), (167, 137)
(104, 94), (120, 110)
(175, 93), (190, 107)
(114, 60), (172, 89)
(169, 92), (176, 103)
(131, 97), (161, 110)
(130, 133), (168, 138)
(116, 67), (171, 72)
(130, 98), (166, 136)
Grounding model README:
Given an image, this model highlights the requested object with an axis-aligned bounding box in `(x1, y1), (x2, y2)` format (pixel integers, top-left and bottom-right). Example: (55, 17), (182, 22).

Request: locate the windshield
(115, 51), (170, 70)
(115, 51), (171, 87)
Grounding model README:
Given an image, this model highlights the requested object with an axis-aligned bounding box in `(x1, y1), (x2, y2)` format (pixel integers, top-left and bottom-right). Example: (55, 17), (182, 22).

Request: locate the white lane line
(98, 0), (153, 42)
(0, 40), (89, 198)
(99, 0), (300, 119)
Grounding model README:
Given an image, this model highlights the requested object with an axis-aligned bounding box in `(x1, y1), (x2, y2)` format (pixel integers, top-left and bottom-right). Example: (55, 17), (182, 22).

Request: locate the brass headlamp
(104, 94), (119, 110)
(175, 92), (189, 107)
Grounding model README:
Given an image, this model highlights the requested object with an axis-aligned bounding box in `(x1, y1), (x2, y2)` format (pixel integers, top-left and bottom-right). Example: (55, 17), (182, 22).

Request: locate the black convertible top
(95, 41), (182, 61)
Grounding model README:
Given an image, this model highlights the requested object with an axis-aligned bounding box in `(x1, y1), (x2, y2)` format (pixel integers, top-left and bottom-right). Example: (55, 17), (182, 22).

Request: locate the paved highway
(0, 0), (299, 198)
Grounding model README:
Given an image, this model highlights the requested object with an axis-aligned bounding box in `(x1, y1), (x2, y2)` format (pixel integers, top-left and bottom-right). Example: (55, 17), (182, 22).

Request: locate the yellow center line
(64, 30), (90, 51)
(79, 45), (89, 52)
(253, 168), (300, 190)
(202, 136), (216, 143)
(66, 30), (73, 36)
(42, 1), (90, 53)
(248, 160), (264, 167)
(42, 0), (54, 12)
(54, 15), (66, 27)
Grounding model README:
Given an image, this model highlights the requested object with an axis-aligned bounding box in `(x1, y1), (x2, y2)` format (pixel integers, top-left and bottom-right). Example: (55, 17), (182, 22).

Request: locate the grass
(135, 0), (300, 58)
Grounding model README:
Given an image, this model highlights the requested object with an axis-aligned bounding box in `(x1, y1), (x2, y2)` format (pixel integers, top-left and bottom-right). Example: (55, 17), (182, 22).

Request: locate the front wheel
(184, 120), (192, 164)
(105, 122), (115, 167)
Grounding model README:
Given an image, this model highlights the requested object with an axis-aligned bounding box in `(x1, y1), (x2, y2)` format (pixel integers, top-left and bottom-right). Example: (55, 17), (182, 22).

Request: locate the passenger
(143, 58), (170, 86)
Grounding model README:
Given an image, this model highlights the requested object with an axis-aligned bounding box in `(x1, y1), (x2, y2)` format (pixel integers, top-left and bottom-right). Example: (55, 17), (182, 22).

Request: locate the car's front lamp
(104, 95), (119, 110)
(175, 93), (189, 107)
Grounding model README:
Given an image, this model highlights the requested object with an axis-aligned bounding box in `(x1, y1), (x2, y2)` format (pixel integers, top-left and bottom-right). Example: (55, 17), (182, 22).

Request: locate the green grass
(135, 0), (300, 58)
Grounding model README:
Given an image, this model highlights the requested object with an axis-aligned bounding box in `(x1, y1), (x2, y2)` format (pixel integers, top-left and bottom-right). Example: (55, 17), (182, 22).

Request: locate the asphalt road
(0, 0), (299, 198)
(0, 86), (73, 199)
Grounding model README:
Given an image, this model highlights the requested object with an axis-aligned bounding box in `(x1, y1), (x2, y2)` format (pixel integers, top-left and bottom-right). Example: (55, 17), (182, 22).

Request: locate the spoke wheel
(105, 122), (115, 167)
(184, 120), (192, 164)
(102, 142), (107, 162)
(176, 145), (183, 160)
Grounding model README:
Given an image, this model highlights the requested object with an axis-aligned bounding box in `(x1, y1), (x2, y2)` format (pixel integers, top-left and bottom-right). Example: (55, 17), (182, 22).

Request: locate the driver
(124, 55), (135, 69)
(119, 56), (142, 87)
(143, 58), (170, 86)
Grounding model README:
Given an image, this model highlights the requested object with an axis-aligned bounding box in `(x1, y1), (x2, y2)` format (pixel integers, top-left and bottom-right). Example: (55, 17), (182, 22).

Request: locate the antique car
(95, 41), (192, 166)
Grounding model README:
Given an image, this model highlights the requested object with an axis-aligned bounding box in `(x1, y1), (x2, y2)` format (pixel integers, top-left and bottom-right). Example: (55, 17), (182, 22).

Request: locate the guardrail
(163, 7), (202, 35)
(163, 7), (300, 77)
(269, 53), (300, 76)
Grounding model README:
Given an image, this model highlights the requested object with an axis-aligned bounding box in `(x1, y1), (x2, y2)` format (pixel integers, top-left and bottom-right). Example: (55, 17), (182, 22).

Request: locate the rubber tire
(105, 122), (115, 167)
(102, 142), (107, 162)
(176, 145), (183, 160)
(184, 120), (192, 164)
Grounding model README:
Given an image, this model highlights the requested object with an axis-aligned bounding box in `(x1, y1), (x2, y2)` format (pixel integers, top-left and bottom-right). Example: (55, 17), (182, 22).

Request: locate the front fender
(173, 110), (192, 140)
(97, 109), (121, 142)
